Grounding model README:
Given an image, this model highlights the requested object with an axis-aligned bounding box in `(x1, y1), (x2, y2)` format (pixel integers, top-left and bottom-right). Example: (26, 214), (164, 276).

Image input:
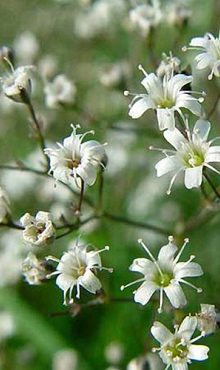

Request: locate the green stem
(207, 89), (220, 120)
(203, 171), (220, 198)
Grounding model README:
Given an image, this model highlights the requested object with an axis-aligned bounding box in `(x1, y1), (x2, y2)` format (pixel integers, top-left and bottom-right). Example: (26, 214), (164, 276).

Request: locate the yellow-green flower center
(77, 266), (86, 276)
(165, 339), (188, 361)
(159, 98), (174, 109)
(154, 271), (173, 287)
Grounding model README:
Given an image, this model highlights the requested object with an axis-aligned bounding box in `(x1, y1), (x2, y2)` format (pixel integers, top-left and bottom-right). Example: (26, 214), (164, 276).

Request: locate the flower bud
(22, 252), (54, 285)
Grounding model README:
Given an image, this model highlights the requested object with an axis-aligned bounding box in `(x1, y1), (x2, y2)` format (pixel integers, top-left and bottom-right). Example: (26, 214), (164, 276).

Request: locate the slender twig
(103, 211), (171, 236)
(96, 171), (104, 212)
(26, 100), (50, 169)
(77, 180), (84, 213)
(0, 220), (23, 230)
(56, 215), (96, 239)
(203, 171), (220, 198)
(207, 89), (220, 120)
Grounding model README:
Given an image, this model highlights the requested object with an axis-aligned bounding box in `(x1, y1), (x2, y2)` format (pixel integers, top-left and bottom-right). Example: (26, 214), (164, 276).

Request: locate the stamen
(138, 64), (148, 77)
(45, 255), (60, 263)
(76, 281), (81, 299)
(149, 145), (174, 154)
(174, 238), (189, 263)
(180, 255), (195, 268)
(3, 56), (15, 73)
(120, 277), (146, 291)
(209, 136), (220, 144)
(166, 169), (182, 195)
(190, 333), (205, 344)
(138, 239), (164, 278)
(178, 278), (203, 293)
(158, 287), (163, 313)
(204, 163), (220, 175)
(98, 266), (114, 273)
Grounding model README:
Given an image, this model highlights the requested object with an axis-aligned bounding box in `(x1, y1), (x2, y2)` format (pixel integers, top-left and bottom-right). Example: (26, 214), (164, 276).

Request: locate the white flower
(44, 74), (77, 108)
(13, 31), (39, 64)
(165, 1), (192, 28)
(151, 316), (209, 370)
(127, 353), (163, 370)
(0, 61), (35, 103)
(0, 187), (11, 224)
(156, 53), (181, 79)
(121, 236), (203, 313)
(125, 66), (203, 131)
(185, 30), (220, 80)
(52, 349), (78, 370)
(129, 0), (162, 38)
(197, 304), (219, 335)
(46, 241), (112, 305)
(20, 211), (56, 247)
(153, 119), (220, 193)
(0, 311), (15, 343)
(105, 342), (124, 365)
(44, 125), (107, 188)
(22, 252), (52, 285)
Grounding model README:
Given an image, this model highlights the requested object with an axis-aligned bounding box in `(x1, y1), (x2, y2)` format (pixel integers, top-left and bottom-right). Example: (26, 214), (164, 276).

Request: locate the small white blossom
(185, 30), (220, 80)
(153, 119), (220, 193)
(129, 0), (162, 38)
(121, 237), (203, 313)
(0, 187), (11, 224)
(0, 61), (35, 103)
(20, 211), (56, 247)
(125, 66), (203, 131)
(151, 316), (209, 370)
(165, 1), (192, 28)
(46, 240), (112, 305)
(52, 349), (78, 370)
(127, 353), (163, 370)
(13, 31), (39, 64)
(156, 53), (181, 78)
(105, 342), (124, 365)
(99, 61), (130, 88)
(22, 252), (52, 285)
(197, 303), (219, 335)
(44, 125), (107, 188)
(0, 311), (15, 343)
(44, 74), (77, 108)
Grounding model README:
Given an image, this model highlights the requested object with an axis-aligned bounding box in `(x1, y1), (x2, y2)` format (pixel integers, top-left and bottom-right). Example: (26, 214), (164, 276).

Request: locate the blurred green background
(0, 0), (220, 369)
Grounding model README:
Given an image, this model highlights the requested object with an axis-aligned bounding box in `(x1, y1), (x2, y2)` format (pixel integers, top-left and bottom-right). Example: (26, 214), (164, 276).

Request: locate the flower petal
(155, 156), (178, 177)
(164, 282), (187, 308)
(174, 262), (203, 279)
(128, 97), (155, 119)
(134, 281), (157, 305)
(129, 258), (155, 276)
(163, 128), (187, 150)
(79, 269), (102, 294)
(157, 108), (175, 131)
(157, 242), (178, 265)
(184, 166), (203, 189)
(151, 321), (173, 345)
(193, 120), (211, 141)
(188, 344), (209, 361)
(178, 316), (197, 340)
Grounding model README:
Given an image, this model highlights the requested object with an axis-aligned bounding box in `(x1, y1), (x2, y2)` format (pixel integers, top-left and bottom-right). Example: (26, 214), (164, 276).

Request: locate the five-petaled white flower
(20, 211), (56, 247)
(0, 59), (35, 103)
(185, 30), (220, 80)
(151, 316), (209, 370)
(44, 125), (106, 188)
(46, 241), (112, 305)
(121, 237), (203, 313)
(22, 252), (52, 285)
(125, 65), (203, 131)
(153, 119), (220, 193)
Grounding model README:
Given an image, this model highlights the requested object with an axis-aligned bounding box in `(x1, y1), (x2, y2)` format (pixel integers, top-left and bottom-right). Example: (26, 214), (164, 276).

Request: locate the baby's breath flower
(121, 237), (203, 313)
(156, 53), (181, 78)
(22, 252), (54, 285)
(184, 29), (220, 80)
(125, 65), (203, 131)
(151, 316), (209, 370)
(0, 187), (11, 224)
(152, 119), (220, 193)
(197, 304), (219, 335)
(129, 0), (162, 38)
(44, 74), (77, 108)
(44, 125), (107, 188)
(0, 58), (35, 103)
(46, 240), (113, 305)
(20, 211), (56, 247)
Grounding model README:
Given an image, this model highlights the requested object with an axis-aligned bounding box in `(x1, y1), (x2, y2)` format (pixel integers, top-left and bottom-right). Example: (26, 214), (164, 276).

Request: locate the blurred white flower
(156, 53), (181, 78)
(153, 119), (220, 193)
(0, 311), (15, 343)
(197, 303), (219, 335)
(46, 240), (112, 305)
(185, 29), (220, 79)
(127, 353), (163, 370)
(38, 54), (59, 80)
(165, 0), (192, 27)
(99, 61), (130, 88)
(13, 31), (39, 64)
(125, 66), (202, 131)
(151, 316), (209, 370)
(45, 125), (106, 188)
(44, 74), (76, 108)
(129, 0), (162, 38)
(22, 252), (52, 285)
(121, 236), (203, 313)
(105, 342), (124, 365)
(0, 187), (11, 224)
(52, 349), (78, 370)
(0, 62), (35, 103)
(20, 211), (56, 247)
